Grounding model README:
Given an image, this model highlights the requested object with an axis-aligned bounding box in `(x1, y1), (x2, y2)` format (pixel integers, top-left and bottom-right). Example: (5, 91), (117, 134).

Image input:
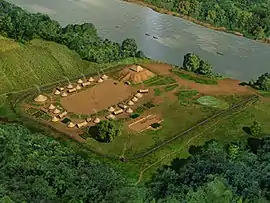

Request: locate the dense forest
(2, 123), (270, 202)
(0, 0), (144, 63)
(142, 0), (270, 40)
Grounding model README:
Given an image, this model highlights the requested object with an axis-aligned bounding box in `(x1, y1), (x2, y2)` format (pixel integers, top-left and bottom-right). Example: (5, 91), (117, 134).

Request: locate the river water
(6, 0), (270, 80)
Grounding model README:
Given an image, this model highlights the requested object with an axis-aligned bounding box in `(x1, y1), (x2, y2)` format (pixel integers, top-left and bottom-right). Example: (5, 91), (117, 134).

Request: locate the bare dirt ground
(60, 79), (136, 114)
(142, 63), (256, 95)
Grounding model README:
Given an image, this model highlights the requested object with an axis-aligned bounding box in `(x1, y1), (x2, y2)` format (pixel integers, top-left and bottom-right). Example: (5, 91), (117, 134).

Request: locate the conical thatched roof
(126, 108), (133, 114)
(101, 74), (108, 80)
(76, 85), (82, 90)
(77, 79), (83, 84)
(131, 97), (138, 102)
(88, 77), (94, 82)
(93, 117), (101, 123)
(128, 100), (134, 106)
(106, 114), (115, 120)
(108, 106), (115, 112)
(48, 104), (56, 110)
(97, 78), (104, 83)
(86, 117), (92, 122)
(135, 93), (143, 98)
(61, 92), (68, 97)
(53, 108), (61, 114)
(67, 84), (73, 89)
(67, 122), (75, 128)
(54, 90), (61, 95)
(34, 94), (48, 103)
(51, 116), (59, 122)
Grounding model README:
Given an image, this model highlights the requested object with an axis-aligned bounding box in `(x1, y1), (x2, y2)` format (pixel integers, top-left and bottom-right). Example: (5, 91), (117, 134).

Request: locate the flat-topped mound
(118, 65), (155, 83)
(0, 37), (94, 94)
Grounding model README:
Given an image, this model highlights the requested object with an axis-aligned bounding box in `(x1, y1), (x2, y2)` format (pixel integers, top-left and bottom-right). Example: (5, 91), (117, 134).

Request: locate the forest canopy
(142, 0), (270, 40)
(0, 0), (144, 63)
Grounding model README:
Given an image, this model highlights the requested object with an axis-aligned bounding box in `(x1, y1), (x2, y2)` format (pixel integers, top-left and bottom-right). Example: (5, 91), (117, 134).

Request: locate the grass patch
(175, 90), (199, 100)
(25, 107), (38, 115)
(172, 70), (217, 85)
(135, 106), (146, 114)
(164, 84), (179, 92)
(154, 88), (162, 96)
(257, 90), (270, 97)
(197, 96), (230, 109)
(144, 76), (176, 86)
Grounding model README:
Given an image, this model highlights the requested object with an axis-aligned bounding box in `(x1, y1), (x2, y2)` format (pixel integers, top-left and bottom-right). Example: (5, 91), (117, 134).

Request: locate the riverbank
(123, 0), (270, 45)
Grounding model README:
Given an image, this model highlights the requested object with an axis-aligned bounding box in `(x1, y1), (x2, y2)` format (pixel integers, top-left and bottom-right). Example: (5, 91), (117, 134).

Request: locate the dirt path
(142, 63), (255, 95)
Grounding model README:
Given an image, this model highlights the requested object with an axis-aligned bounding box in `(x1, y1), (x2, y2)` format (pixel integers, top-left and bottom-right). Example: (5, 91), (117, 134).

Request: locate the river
(6, 0), (270, 80)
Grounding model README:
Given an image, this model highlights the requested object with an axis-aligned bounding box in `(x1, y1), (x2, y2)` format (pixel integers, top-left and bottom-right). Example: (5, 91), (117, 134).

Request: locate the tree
(95, 120), (121, 142)
(183, 53), (201, 72)
(121, 38), (138, 58)
(250, 121), (262, 136)
(254, 73), (270, 91)
(196, 60), (213, 75)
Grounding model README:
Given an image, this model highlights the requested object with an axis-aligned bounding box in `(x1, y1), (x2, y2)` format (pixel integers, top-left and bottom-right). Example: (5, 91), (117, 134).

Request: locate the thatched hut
(61, 92), (68, 97)
(34, 94), (48, 103)
(126, 108), (133, 114)
(106, 114), (115, 120)
(54, 90), (61, 95)
(67, 84), (73, 89)
(131, 97), (138, 102)
(101, 74), (109, 80)
(76, 85), (82, 90)
(76, 121), (88, 128)
(118, 103), (128, 109)
(53, 108), (61, 114)
(51, 116), (59, 122)
(88, 77), (94, 82)
(56, 87), (64, 91)
(58, 111), (68, 119)
(48, 104), (56, 110)
(135, 93), (143, 98)
(93, 117), (101, 124)
(68, 88), (76, 93)
(67, 122), (75, 128)
(113, 109), (124, 115)
(138, 89), (149, 93)
(128, 100), (134, 106)
(86, 117), (92, 122)
(97, 78), (104, 83)
(81, 82), (91, 87)
(130, 65), (144, 72)
(108, 106), (115, 112)
(77, 79), (83, 84)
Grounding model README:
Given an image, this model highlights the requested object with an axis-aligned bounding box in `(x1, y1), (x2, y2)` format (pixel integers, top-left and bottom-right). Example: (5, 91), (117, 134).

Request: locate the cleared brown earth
(60, 79), (136, 115)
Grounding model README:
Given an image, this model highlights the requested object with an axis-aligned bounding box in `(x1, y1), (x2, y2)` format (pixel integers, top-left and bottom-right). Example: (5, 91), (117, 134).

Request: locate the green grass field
(0, 36), (150, 95)
(171, 69), (218, 85)
(197, 96), (230, 109)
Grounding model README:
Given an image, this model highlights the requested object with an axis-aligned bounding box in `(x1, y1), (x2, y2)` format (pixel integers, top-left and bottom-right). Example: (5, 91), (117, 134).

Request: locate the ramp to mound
(197, 96), (229, 109)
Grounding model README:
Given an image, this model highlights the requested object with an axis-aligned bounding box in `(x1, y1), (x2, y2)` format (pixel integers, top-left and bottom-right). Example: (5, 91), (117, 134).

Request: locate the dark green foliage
(143, 0), (270, 40)
(61, 118), (71, 124)
(172, 70), (217, 84)
(146, 139), (270, 202)
(250, 121), (262, 136)
(0, 124), (141, 202)
(130, 113), (140, 119)
(143, 102), (155, 109)
(183, 53), (213, 76)
(151, 123), (161, 128)
(95, 120), (121, 142)
(253, 73), (270, 91)
(0, 1), (143, 63)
